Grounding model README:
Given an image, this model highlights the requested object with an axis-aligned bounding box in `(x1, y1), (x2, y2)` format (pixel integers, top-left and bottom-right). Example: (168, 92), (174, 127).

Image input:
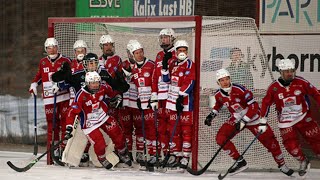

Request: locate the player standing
(151, 29), (176, 161)
(127, 40), (157, 167)
(28, 37), (71, 165)
(161, 40), (195, 169)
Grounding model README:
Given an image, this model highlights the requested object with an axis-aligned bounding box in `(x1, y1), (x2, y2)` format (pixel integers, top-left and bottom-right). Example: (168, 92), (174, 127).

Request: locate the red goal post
(48, 16), (299, 171)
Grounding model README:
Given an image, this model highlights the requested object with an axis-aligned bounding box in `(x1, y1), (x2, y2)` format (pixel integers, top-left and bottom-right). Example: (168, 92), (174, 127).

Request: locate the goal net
(49, 16), (299, 171)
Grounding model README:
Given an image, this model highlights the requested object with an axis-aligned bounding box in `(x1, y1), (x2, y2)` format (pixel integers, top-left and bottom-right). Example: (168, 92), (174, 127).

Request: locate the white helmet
(127, 40), (143, 55)
(216, 69), (232, 93)
(216, 68), (230, 82)
(278, 59), (295, 71)
(44, 37), (58, 52)
(159, 28), (175, 38)
(159, 28), (175, 49)
(73, 40), (88, 50)
(99, 35), (114, 47)
(175, 40), (189, 50)
(85, 71), (101, 84)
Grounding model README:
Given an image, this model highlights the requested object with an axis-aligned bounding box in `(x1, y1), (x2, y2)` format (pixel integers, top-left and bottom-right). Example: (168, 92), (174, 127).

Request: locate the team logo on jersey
(81, 75), (85, 79)
(113, 67), (118, 71)
(294, 90), (301, 96)
(185, 71), (190, 75)
(92, 102), (100, 110)
(283, 97), (296, 106)
(138, 77), (145, 86)
(83, 97), (87, 101)
(273, 87), (277, 91)
(172, 76), (179, 86)
(42, 61), (46, 65)
(144, 72), (150, 77)
(278, 93), (284, 99)
(231, 104), (243, 113)
(235, 98), (240, 102)
(179, 72), (184, 77)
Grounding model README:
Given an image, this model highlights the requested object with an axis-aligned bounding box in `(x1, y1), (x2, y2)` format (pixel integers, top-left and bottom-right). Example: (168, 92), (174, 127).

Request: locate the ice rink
(1, 150), (319, 180)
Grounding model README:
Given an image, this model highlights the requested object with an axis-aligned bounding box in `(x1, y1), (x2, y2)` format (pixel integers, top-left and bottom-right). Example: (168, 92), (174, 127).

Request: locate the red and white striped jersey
(212, 84), (260, 125)
(122, 59), (138, 108)
(162, 58), (195, 111)
(152, 48), (176, 100)
(31, 54), (71, 105)
(131, 58), (155, 110)
(261, 76), (320, 128)
(67, 84), (116, 135)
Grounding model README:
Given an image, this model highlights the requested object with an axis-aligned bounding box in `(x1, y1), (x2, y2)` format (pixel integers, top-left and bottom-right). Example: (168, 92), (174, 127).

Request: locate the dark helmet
(83, 53), (99, 72)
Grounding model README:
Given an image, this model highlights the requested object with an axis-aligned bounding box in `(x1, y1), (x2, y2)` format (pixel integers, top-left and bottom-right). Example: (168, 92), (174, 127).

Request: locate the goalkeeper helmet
(83, 53), (99, 72)
(85, 71), (101, 94)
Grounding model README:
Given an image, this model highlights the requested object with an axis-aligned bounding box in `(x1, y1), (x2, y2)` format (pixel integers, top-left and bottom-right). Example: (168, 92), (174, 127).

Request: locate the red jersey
(212, 84), (260, 124)
(152, 48), (176, 100)
(261, 76), (320, 128)
(162, 58), (195, 111)
(122, 59), (137, 108)
(31, 54), (71, 105)
(70, 59), (85, 74)
(67, 84), (116, 135)
(99, 54), (123, 78)
(131, 59), (155, 109)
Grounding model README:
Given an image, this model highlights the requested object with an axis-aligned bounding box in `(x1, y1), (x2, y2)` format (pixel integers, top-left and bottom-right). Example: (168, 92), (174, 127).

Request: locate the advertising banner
(260, 0), (320, 33)
(76, 0), (194, 17)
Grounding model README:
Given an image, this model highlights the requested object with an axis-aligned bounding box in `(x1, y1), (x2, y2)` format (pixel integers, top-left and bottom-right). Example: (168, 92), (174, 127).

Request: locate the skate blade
(229, 165), (248, 176)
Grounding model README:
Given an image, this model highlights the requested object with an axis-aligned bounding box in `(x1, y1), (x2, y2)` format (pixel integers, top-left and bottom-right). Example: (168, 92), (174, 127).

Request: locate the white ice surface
(1, 151), (319, 180)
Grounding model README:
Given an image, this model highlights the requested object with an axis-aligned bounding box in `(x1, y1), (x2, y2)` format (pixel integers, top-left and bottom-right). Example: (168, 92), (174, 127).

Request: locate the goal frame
(48, 16), (202, 170)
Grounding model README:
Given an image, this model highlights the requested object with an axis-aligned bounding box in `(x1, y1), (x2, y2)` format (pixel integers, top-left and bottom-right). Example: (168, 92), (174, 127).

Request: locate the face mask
(177, 52), (187, 61)
(48, 54), (58, 59)
(77, 54), (85, 61)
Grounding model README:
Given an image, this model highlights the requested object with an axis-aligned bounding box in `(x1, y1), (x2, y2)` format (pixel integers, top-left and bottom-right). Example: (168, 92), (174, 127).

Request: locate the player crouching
(64, 71), (132, 169)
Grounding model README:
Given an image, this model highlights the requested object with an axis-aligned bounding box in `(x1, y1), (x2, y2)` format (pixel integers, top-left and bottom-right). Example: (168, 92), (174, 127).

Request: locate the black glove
(52, 62), (72, 82)
(65, 125), (73, 140)
(205, 112), (217, 126)
(235, 119), (246, 131)
(61, 62), (71, 73)
(109, 94), (122, 108)
(176, 96), (184, 114)
(137, 98), (142, 111)
(162, 52), (172, 70)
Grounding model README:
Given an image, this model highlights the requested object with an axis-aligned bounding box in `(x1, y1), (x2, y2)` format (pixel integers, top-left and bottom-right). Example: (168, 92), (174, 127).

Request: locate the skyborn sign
(76, 0), (194, 17)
